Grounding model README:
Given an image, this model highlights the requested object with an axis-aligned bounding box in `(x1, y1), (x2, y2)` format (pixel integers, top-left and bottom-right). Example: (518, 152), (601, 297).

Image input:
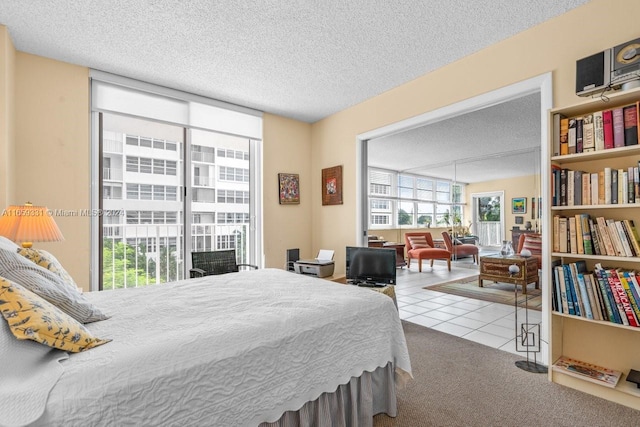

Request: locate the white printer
(294, 249), (335, 278)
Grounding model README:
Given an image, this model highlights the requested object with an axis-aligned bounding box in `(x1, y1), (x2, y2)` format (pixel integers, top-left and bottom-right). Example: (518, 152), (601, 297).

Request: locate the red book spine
(602, 110), (614, 149)
(613, 108), (625, 148)
(610, 269), (639, 327)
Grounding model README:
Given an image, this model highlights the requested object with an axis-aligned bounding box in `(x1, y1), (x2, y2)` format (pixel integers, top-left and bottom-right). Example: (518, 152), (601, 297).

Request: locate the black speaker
(286, 248), (299, 271)
(576, 49), (611, 97)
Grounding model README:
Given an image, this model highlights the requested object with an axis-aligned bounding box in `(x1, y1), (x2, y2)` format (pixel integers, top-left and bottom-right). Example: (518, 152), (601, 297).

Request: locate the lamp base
(515, 360), (548, 373)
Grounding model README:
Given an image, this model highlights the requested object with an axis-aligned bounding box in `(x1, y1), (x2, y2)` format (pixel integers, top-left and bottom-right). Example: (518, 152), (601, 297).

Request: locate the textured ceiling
(1, 1), (588, 183)
(368, 93), (542, 183)
(1, 0), (588, 123)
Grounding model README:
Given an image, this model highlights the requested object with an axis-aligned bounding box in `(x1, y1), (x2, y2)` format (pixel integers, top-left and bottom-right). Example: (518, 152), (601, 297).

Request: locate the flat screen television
(345, 246), (396, 286)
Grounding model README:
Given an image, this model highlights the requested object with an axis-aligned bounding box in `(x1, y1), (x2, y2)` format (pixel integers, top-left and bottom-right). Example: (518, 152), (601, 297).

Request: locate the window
(368, 168), (465, 229)
(93, 73), (262, 291)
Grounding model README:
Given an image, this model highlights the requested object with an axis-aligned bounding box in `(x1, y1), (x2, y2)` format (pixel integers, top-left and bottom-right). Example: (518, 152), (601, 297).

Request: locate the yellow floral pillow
(18, 248), (79, 291)
(0, 277), (110, 353)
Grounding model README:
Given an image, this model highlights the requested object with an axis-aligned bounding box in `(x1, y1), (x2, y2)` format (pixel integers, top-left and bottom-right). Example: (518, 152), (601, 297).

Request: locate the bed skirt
(260, 362), (397, 427)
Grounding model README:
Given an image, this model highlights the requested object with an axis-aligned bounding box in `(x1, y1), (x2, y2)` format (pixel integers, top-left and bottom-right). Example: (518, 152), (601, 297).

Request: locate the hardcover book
(612, 108), (625, 148)
(602, 109), (614, 149)
(552, 356), (622, 388)
(593, 110), (604, 151)
(560, 116), (569, 155)
(568, 118), (577, 154)
(623, 104), (639, 146)
(582, 113), (595, 152)
(576, 117), (584, 153)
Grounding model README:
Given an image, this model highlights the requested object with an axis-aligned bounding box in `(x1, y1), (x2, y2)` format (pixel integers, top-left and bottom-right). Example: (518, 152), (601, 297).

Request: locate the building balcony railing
(103, 138), (123, 153)
(193, 176), (215, 187)
(103, 167), (123, 181)
(101, 223), (250, 290)
(192, 151), (215, 163)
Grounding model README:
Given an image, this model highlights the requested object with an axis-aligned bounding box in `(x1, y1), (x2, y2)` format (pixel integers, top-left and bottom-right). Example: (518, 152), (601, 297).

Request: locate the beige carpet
(373, 321), (640, 426)
(425, 275), (542, 310)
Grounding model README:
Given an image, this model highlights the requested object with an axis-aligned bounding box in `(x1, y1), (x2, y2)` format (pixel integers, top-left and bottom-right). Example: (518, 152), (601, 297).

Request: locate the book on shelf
(591, 172), (599, 206)
(588, 218), (602, 256)
(583, 273), (601, 321)
(598, 170), (605, 204)
(567, 170), (575, 206)
(602, 109), (614, 149)
(568, 216), (578, 254)
(595, 216), (616, 256)
(579, 213), (594, 255)
(559, 168), (568, 206)
(623, 219), (640, 255)
(582, 172), (591, 205)
(574, 170), (583, 206)
(554, 113), (565, 156)
(576, 117), (584, 153)
(613, 107), (625, 148)
(623, 103), (639, 146)
(593, 110), (605, 151)
(583, 113), (595, 152)
(604, 167), (612, 205)
(619, 271), (640, 322)
(628, 166), (635, 204)
(605, 218), (625, 257)
(560, 116), (569, 155)
(574, 213), (584, 254)
(576, 273), (594, 319)
(608, 269), (639, 327)
(558, 216), (568, 253)
(593, 266), (620, 324)
(552, 356), (622, 388)
(568, 118), (577, 154)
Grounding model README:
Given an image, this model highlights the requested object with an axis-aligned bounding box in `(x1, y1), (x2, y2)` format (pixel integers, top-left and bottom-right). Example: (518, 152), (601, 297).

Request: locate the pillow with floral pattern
(0, 277), (110, 353)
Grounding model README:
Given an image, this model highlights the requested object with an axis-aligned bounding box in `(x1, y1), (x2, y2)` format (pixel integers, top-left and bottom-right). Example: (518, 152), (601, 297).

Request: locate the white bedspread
(31, 268), (411, 427)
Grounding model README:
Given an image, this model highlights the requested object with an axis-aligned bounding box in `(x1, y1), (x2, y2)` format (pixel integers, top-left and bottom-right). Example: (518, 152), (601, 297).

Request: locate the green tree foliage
(102, 239), (155, 289)
(398, 209), (411, 225)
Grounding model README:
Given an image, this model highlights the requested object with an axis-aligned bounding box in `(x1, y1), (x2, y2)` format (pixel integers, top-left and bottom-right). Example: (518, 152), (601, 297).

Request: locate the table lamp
(0, 202), (64, 248)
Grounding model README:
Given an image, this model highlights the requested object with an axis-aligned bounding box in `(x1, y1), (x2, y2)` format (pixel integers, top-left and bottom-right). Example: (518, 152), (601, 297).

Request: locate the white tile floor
(395, 254), (542, 358)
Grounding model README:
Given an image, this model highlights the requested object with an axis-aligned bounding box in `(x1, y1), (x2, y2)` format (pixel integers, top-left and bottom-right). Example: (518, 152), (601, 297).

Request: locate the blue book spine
(594, 266), (621, 324)
(562, 264), (576, 315)
(577, 273), (594, 319)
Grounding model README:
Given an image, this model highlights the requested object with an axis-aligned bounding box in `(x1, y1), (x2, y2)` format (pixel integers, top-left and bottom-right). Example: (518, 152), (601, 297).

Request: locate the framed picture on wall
(322, 165), (343, 206)
(278, 173), (300, 205)
(512, 197), (526, 214)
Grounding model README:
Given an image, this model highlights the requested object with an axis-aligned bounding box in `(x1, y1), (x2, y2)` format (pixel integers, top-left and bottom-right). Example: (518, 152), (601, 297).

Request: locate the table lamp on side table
(0, 202), (64, 248)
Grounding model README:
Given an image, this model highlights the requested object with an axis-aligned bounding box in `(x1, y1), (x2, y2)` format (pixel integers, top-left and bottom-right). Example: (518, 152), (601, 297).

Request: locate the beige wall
(12, 53), (91, 287)
(310, 0), (640, 274)
(0, 26), (15, 207)
(262, 113), (312, 267)
(466, 174), (540, 236)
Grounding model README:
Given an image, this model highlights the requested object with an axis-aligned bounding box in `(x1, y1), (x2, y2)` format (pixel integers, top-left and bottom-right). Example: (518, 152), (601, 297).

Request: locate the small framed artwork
(278, 173), (300, 205)
(515, 216), (524, 225)
(512, 197), (527, 214)
(322, 165), (343, 206)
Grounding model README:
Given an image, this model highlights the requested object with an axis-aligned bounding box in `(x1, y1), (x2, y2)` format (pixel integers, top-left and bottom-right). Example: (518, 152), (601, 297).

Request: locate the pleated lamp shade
(0, 203), (64, 248)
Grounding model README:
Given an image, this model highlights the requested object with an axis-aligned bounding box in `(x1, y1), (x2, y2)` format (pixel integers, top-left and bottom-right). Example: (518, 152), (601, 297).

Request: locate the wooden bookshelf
(549, 87), (640, 410)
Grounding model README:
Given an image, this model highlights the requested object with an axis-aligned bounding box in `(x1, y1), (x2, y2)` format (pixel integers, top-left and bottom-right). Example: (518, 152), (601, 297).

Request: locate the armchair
(517, 233), (542, 269)
(404, 232), (451, 272)
(190, 249), (258, 278)
(441, 231), (479, 263)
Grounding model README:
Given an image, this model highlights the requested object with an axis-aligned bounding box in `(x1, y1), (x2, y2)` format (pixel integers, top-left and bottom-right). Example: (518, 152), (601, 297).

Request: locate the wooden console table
(367, 240), (406, 267)
(478, 255), (539, 295)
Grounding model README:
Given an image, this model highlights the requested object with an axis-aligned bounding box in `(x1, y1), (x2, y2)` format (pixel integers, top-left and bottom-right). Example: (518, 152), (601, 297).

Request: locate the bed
(0, 264), (411, 427)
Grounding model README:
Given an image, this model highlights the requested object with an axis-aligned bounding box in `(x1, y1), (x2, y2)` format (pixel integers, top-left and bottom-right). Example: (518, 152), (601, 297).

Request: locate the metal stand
(511, 265), (547, 373)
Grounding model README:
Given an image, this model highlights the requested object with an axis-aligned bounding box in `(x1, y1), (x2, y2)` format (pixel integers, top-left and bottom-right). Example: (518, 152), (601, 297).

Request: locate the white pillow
(0, 236), (19, 252)
(0, 248), (108, 323)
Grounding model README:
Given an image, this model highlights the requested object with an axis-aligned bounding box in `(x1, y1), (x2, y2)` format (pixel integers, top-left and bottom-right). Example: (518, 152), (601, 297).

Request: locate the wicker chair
(190, 249), (258, 278)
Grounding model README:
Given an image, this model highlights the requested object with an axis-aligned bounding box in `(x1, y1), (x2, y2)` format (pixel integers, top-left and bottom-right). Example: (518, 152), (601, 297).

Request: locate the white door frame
(355, 73), (552, 364)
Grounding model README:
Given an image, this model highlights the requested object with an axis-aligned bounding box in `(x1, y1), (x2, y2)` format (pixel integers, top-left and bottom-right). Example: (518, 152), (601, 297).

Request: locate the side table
(478, 255), (539, 295)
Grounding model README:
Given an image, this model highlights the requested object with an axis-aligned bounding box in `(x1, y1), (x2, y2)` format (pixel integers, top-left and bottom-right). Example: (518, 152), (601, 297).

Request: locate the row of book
(552, 261), (640, 327)
(553, 215), (640, 258)
(551, 164), (640, 206)
(552, 102), (639, 156)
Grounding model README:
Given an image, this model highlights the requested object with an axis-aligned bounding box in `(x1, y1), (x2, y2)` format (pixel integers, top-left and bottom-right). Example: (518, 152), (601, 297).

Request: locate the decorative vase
(500, 240), (514, 257)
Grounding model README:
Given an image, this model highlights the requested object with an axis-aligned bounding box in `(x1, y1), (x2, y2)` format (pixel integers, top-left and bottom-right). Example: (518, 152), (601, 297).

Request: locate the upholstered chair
(517, 233), (542, 269)
(441, 231), (479, 263)
(403, 232), (451, 272)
